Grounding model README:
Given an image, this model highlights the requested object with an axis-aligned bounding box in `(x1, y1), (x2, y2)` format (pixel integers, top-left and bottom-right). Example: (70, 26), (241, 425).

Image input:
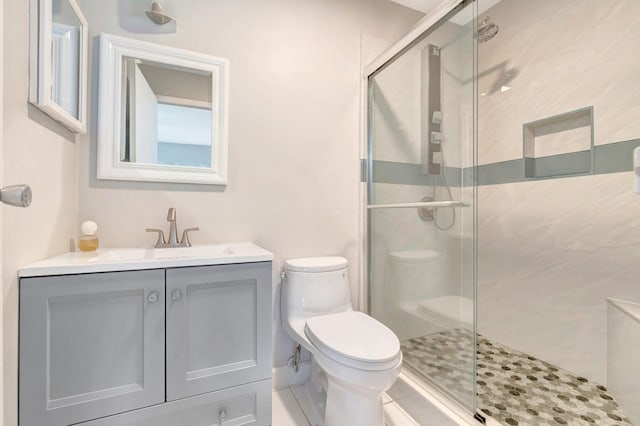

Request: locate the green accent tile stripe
(367, 160), (462, 186)
(476, 159), (522, 186)
(595, 139), (640, 174)
(365, 139), (640, 187)
(527, 151), (592, 179)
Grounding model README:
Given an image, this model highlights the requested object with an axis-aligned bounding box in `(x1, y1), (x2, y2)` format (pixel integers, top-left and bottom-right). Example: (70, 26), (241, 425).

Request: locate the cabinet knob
(172, 290), (182, 301)
(218, 408), (228, 423)
(147, 291), (159, 303)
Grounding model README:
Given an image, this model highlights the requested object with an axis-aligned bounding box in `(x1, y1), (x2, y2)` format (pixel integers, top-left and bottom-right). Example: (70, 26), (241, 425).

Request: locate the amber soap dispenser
(79, 221), (99, 252)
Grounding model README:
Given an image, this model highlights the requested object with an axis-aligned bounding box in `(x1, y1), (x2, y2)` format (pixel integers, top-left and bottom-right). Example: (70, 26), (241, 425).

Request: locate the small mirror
(121, 58), (213, 168)
(98, 34), (229, 185)
(30, 0), (88, 133)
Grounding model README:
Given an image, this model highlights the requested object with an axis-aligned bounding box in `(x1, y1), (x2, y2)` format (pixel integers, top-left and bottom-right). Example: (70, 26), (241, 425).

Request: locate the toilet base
(304, 359), (327, 424)
(324, 377), (384, 426)
(295, 356), (397, 426)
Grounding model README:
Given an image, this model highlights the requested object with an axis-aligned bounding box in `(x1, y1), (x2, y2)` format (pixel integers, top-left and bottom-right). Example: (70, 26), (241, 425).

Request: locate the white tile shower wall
(477, 171), (640, 384)
(369, 183), (444, 334)
(371, 20), (473, 168)
(3, 0), (79, 424)
(371, 45), (422, 165)
(369, 184), (474, 340)
(75, 0), (423, 375)
(478, 0), (640, 166)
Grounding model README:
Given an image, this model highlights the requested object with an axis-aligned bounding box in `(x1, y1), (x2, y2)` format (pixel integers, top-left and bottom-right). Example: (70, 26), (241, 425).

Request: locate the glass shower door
(366, 0), (477, 411)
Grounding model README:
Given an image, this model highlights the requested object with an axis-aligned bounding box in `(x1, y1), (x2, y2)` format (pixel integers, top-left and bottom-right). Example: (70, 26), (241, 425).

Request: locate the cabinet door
(19, 270), (166, 426)
(166, 262), (272, 400)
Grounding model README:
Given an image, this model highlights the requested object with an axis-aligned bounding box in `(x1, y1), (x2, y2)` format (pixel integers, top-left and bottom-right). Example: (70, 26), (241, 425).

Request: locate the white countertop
(18, 242), (274, 278)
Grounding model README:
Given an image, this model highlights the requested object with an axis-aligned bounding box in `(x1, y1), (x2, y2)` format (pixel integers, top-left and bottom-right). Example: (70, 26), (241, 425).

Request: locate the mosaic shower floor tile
(401, 329), (632, 426)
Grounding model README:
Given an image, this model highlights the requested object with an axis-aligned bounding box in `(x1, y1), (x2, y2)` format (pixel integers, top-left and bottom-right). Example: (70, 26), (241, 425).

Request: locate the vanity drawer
(78, 379), (272, 426)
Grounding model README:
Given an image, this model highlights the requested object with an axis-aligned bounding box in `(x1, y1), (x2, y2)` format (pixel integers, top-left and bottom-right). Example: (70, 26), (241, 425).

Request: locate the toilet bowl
(281, 256), (402, 426)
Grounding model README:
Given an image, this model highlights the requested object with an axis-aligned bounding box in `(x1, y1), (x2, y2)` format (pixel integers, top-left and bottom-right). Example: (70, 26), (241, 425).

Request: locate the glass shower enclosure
(366, 0), (640, 424)
(365, 0), (477, 413)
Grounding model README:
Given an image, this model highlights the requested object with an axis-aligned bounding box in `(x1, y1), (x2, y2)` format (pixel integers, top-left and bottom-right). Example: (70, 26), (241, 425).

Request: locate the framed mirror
(29, 0), (88, 134)
(97, 34), (229, 185)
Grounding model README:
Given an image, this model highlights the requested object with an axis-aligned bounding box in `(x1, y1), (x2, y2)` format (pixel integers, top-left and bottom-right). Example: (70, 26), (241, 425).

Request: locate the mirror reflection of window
(51, 0), (82, 118)
(121, 57), (214, 169)
(157, 103), (212, 168)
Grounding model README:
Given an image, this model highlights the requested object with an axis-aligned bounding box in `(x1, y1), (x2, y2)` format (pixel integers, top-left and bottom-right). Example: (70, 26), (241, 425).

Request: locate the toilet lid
(304, 311), (400, 367)
(284, 256), (348, 273)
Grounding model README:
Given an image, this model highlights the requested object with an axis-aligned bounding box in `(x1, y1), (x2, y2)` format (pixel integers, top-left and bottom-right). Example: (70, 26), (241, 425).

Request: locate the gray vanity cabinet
(166, 262), (272, 400)
(19, 260), (273, 426)
(19, 270), (166, 426)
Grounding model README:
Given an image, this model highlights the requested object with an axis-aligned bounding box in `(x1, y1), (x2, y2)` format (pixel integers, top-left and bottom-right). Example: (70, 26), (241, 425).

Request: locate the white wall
(477, 0), (640, 385)
(3, 0), (79, 424)
(76, 0), (421, 373)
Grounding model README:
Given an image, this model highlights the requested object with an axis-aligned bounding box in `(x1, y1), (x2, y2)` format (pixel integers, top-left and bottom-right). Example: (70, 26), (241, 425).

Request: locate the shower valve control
(432, 152), (442, 165)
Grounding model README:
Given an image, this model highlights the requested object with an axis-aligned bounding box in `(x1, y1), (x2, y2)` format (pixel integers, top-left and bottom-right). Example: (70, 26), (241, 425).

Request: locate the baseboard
(272, 361), (311, 390)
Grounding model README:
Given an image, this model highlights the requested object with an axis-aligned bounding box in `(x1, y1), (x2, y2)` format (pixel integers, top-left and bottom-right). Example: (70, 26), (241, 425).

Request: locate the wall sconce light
(146, 2), (174, 25)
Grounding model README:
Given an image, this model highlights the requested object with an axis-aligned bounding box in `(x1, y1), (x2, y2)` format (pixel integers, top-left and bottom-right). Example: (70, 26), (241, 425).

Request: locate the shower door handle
(367, 201), (467, 209)
(0, 185), (32, 208)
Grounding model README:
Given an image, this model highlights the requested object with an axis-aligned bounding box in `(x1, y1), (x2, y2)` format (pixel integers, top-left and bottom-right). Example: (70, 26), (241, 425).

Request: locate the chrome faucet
(166, 207), (178, 246)
(146, 208), (199, 248)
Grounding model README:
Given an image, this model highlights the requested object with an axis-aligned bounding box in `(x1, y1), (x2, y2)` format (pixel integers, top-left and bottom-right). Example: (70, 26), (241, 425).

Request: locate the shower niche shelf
(523, 106), (594, 179)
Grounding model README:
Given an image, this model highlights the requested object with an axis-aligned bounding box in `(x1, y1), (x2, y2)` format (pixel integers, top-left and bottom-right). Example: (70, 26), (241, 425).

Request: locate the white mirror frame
(97, 33), (229, 186)
(29, 0), (88, 134)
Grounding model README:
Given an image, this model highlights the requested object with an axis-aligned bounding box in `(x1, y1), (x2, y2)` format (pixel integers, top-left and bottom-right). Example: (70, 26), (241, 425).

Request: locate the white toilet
(281, 256), (402, 426)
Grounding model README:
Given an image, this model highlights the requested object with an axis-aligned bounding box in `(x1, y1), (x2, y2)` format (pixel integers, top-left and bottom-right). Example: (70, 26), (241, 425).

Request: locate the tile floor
(272, 387), (310, 426)
(272, 386), (419, 426)
(272, 377), (462, 426)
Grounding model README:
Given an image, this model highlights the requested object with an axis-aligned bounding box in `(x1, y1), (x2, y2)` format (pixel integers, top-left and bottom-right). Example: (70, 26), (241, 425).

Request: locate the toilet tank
(282, 257), (352, 319)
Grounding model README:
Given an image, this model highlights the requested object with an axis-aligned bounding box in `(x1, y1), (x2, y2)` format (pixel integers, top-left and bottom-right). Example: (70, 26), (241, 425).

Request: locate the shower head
(476, 17), (499, 43)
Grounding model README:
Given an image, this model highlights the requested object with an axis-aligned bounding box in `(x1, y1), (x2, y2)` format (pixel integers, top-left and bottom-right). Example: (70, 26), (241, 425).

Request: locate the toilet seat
(305, 311), (401, 371)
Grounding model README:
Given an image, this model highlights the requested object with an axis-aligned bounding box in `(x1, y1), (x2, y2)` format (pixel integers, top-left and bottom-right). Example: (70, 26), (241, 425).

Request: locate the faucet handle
(180, 227), (199, 247)
(166, 207), (176, 221)
(146, 228), (166, 248)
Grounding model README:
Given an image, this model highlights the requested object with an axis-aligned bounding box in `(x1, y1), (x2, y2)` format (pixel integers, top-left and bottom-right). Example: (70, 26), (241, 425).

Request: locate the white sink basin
(90, 245), (234, 263)
(18, 243), (274, 277)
